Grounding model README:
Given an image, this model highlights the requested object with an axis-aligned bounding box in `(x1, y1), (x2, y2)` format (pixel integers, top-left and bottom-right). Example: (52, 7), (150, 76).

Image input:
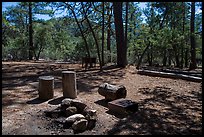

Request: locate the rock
(54, 117), (66, 124)
(82, 107), (97, 119)
(82, 107), (97, 130)
(61, 98), (87, 113)
(65, 114), (85, 124)
(72, 119), (88, 132)
(87, 119), (97, 130)
(65, 106), (77, 117)
(44, 107), (62, 118)
(61, 98), (73, 111)
(71, 99), (87, 113)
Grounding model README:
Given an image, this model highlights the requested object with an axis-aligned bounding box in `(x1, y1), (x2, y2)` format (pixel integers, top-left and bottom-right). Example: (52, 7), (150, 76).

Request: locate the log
(38, 76), (54, 100)
(62, 71), (77, 98)
(162, 69), (202, 78)
(137, 69), (202, 82)
(98, 83), (127, 100)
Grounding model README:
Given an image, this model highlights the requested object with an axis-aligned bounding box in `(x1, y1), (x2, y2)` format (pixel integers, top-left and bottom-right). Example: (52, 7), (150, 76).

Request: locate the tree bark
(136, 40), (150, 69)
(98, 83), (127, 100)
(81, 2), (102, 70)
(124, 2), (129, 64)
(180, 2), (185, 69)
(113, 2), (127, 68)
(185, 48), (189, 67)
(107, 5), (112, 51)
(106, 3), (112, 63)
(189, 2), (197, 70)
(28, 2), (33, 60)
(101, 2), (105, 66)
(163, 49), (167, 66)
(65, 3), (90, 59)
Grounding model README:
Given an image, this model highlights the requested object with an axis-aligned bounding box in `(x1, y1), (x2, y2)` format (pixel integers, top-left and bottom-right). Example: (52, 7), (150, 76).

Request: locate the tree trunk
(175, 47), (180, 68)
(81, 2), (102, 71)
(168, 49), (172, 66)
(106, 3), (112, 63)
(101, 2), (105, 66)
(185, 48), (189, 67)
(147, 49), (153, 66)
(124, 2), (129, 65)
(113, 2), (127, 68)
(65, 3), (90, 59)
(163, 49), (167, 66)
(189, 2), (197, 70)
(136, 41), (150, 69)
(106, 3), (112, 51)
(28, 2), (33, 60)
(180, 47), (184, 69)
(180, 2), (185, 69)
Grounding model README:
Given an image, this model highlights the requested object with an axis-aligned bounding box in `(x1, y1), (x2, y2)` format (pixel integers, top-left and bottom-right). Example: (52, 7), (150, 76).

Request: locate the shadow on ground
(2, 62), (125, 109)
(105, 86), (202, 135)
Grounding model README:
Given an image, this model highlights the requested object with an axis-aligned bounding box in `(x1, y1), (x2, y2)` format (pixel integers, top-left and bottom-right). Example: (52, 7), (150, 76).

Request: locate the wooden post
(38, 76), (54, 100)
(62, 71), (77, 98)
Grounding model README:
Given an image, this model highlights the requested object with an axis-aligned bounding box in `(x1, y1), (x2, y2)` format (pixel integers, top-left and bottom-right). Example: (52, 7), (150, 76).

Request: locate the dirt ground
(2, 61), (202, 135)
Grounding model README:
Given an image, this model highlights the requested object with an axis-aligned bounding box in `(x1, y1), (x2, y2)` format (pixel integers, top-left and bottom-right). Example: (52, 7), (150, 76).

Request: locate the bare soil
(2, 61), (202, 135)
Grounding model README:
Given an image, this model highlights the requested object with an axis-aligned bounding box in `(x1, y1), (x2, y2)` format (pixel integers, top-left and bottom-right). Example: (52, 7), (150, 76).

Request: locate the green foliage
(2, 2), (202, 68)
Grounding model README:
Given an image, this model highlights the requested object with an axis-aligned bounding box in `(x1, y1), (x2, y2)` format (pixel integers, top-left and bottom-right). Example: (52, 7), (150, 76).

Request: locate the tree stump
(98, 83), (127, 101)
(38, 76), (54, 100)
(62, 71), (77, 98)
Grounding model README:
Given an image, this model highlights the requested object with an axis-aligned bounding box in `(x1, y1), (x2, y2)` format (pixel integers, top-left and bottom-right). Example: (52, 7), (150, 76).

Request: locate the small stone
(44, 107), (62, 118)
(72, 119), (88, 131)
(61, 98), (73, 111)
(87, 119), (97, 130)
(71, 99), (87, 113)
(65, 106), (77, 117)
(82, 107), (96, 116)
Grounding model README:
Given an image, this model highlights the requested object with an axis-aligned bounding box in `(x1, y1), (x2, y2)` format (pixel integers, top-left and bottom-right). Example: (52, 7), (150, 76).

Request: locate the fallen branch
(137, 69), (202, 82)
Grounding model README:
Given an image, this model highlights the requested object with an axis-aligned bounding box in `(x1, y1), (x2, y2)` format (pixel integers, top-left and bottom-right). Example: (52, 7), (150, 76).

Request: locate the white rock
(65, 114), (85, 123)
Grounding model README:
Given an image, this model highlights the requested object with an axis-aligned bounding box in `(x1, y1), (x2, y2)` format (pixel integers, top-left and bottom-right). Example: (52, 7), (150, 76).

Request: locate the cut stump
(62, 71), (77, 98)
(38, 76), (54, 100)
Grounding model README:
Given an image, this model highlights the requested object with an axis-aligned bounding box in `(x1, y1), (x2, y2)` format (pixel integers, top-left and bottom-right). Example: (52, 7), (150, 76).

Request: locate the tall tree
(101, 2), (105, 66)
(64, 2), (91, 59)
(124, 2), (129, 65)
(189, 2), (197, 70)
(81, 2), (102, 70)
(113, 2), (127, 68)
(28, 2), (33, 60)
